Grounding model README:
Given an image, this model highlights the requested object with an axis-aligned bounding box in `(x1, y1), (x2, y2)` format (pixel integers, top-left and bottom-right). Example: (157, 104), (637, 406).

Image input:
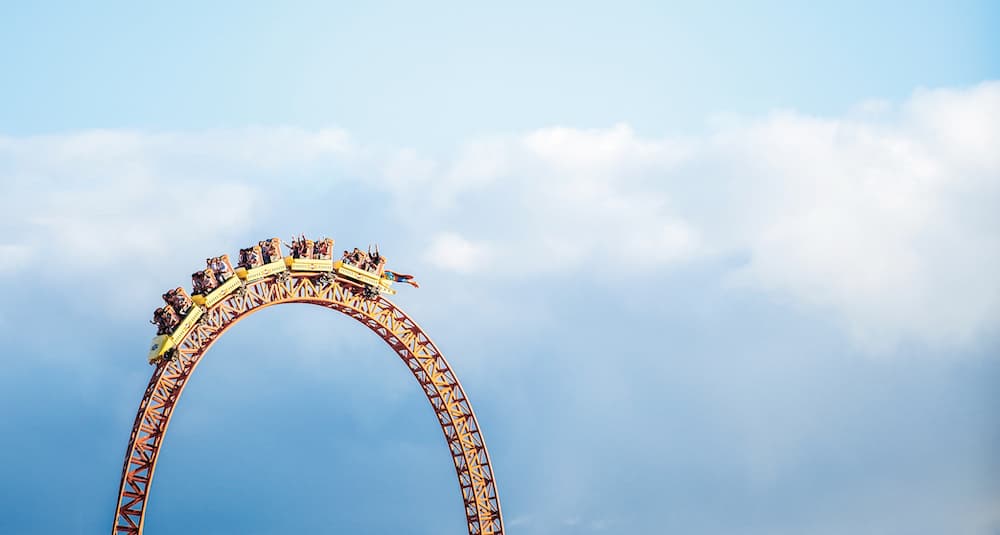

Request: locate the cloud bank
(1, 82), (997, 351)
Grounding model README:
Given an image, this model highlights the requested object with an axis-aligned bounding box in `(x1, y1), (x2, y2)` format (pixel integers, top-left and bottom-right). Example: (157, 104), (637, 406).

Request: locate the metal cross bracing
(113, 271), (503, 535)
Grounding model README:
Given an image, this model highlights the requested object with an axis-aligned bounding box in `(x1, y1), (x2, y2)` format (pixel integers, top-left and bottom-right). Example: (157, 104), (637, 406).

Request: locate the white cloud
(1, 81), (997, 351)
(423, 232), (492, 273)
(416, 82), (1000, 350)
(699, 83), (1000, 349)
(523, 122), (690, 173)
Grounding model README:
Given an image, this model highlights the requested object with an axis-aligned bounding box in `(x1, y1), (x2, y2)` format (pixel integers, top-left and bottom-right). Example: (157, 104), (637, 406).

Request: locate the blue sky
(2, 1), (997, 144)
(1, 2), (998, 534)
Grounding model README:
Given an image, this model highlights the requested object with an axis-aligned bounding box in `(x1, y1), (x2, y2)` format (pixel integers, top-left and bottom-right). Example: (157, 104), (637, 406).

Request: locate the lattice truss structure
(113, 271), (503, 534)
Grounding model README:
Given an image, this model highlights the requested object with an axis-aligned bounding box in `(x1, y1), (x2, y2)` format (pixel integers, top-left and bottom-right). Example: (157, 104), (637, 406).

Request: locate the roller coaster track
(112, 269), (503, 534)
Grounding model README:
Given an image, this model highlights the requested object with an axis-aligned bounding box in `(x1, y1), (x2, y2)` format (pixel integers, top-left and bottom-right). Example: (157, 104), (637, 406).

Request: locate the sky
(0, 2), (998, 534)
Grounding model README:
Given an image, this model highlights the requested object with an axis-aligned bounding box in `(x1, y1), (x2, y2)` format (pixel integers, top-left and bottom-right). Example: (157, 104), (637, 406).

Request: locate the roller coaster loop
(112, 264), (503, 534)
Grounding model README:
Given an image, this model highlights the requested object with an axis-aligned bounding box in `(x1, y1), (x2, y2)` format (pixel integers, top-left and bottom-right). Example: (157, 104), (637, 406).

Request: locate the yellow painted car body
(172, 305), (203, 342)
(284, 256), (334, 272)
(334, 261), (396, 295)
(235, 259), (287, 282)
(191, 275), (242, 308)
(146, 306), (204, 364)
(147, 334), (175, 364)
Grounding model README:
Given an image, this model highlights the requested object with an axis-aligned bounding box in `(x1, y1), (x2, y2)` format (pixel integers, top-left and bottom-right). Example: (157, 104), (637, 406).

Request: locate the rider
(383, 270), (419, 288)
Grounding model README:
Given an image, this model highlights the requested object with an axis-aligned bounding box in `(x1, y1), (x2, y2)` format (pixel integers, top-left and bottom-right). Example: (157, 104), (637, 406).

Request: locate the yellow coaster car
(147, 306), (204, 364)
(235, 259), (287, 282)
(334, 261), (396, 296)
(147, 334), (175, 364)
(192, 275), (242, 308)
(284, 256), (334, 273)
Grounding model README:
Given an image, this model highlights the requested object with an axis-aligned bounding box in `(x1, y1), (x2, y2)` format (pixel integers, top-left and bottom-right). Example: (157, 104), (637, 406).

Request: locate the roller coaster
(114, 235), (504, 534)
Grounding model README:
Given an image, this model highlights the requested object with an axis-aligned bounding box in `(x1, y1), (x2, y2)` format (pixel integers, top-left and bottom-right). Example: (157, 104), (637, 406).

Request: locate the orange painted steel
(113, 271), (503, 534)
